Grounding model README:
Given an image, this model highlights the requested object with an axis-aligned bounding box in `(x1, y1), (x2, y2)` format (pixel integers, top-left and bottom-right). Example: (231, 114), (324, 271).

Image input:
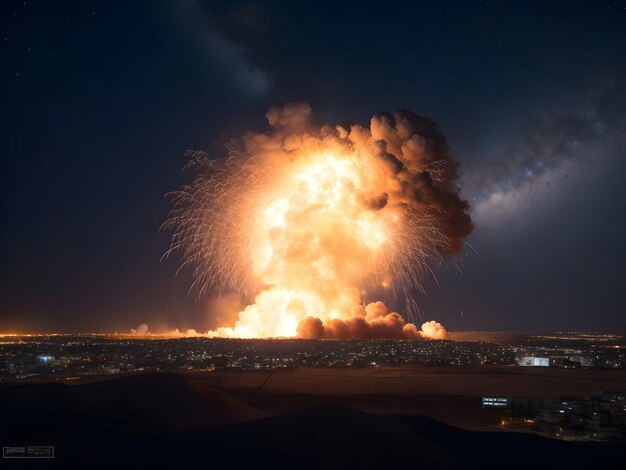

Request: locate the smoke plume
(130, 323), (150, 335)
(164, 103), (472, 339)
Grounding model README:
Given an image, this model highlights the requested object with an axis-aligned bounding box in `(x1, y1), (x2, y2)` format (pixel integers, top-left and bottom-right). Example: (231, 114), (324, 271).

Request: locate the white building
(482, 396), (509, 408)
(517, 356), (550, 367)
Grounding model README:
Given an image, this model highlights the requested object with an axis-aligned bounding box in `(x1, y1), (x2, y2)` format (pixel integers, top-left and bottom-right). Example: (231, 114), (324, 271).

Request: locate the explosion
(164, 103), (472, 339)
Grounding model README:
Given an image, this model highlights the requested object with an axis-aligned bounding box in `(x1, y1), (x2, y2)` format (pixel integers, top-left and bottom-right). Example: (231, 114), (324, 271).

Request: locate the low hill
(0, 372), (265, 455)
(2, 373), (624, 468)
(66, 404), (624, 469)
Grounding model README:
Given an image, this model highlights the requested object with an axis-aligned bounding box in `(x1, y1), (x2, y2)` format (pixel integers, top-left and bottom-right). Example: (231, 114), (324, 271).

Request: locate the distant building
(517, 356), (549, 367)
(482, 397), (509, 408)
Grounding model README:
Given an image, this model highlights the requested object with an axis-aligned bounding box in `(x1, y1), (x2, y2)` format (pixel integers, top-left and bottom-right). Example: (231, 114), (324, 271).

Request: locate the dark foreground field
(1, 369), (625, 468)
(189, 365), (626, 430)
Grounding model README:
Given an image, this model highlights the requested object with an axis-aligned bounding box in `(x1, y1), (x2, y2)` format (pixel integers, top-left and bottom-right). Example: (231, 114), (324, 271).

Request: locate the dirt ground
(3, 365), (624, 431)
(187, 365), (626, 430)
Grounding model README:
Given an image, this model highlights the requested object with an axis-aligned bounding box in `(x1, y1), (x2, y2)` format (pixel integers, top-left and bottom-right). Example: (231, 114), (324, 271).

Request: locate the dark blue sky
(2, 0), (625, 333)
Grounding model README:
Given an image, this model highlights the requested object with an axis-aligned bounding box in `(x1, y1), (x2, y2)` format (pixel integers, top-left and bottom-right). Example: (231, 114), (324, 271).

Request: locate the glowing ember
(164, 103), (473, 339)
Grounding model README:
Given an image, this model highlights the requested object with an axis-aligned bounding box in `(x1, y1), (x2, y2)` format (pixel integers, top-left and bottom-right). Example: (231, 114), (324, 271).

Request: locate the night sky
(2, 1), (625, 333)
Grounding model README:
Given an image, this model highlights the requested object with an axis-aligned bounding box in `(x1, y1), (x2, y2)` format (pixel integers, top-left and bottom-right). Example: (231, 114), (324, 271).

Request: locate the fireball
(164, 103), (472, 339)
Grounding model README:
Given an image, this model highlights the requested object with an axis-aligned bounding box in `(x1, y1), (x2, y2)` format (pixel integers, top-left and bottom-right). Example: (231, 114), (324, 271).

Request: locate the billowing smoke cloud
(246, 103), (473, 252)
(206, 293), (245, 330)
(419, 320), (447, 340)
(369, 111), (473, 252)
(129, 324), (203, 338)
(130, 323), (150, 335)
(165, 103), (472, 339)
(297, 302), (447, 340)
